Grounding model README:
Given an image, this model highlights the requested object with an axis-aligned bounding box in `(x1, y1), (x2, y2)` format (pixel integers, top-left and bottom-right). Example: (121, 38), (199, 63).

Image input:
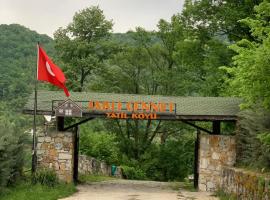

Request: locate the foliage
(158, 135), (195, 181)
(215, 189), (237, 200)
(223, 1), (270, 109)
(0, 182), (76, 200)
(32, 169), (59, 187)
(121, 165), (147, 180)
(222, 1), (270, 171)
(79, 174), (117, 183)
(54, 6), (118, 92)
(80, 122), (120, 165)
(0, 24), (54, 109)
(182, 0), (262, 41)
(236, 106), (270, 171)
(0, 114), (29, 191)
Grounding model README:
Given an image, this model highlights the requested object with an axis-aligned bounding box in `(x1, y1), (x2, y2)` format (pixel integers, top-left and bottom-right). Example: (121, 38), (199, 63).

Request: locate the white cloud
(0, 0), (184, 37)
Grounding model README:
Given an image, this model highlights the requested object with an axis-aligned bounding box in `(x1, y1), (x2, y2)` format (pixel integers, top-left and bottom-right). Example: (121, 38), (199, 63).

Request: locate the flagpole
(32, 42), (39, 173)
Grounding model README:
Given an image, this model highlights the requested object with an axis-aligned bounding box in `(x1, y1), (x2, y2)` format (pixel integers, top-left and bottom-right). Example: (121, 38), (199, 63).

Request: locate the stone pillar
(36, 129), (74, 183)
(198, 134), (236, 192)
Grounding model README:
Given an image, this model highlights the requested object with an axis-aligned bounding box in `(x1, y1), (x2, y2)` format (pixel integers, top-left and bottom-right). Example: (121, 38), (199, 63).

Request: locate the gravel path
(60, 180), (218, 200)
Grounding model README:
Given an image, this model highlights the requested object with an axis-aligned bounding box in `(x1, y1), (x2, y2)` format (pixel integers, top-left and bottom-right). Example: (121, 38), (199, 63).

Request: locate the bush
(0, 115), (28, 190)
(80, 128), (120, 165)
(121, 165), (146, 180)
(236, 107), (270, 171)
(32, 169), (59, 187)
(158, 135), (195, 181)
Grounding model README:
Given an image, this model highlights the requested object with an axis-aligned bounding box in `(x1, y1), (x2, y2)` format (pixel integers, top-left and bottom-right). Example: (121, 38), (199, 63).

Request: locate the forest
(0, 0), (270, 196)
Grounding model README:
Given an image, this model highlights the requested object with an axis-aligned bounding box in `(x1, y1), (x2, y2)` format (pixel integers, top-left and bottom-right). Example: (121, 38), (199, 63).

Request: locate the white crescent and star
(46, 61), (55, 77)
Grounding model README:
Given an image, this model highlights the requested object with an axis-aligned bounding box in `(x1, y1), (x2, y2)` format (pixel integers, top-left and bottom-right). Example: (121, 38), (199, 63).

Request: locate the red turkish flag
(37, 45), (70, 97)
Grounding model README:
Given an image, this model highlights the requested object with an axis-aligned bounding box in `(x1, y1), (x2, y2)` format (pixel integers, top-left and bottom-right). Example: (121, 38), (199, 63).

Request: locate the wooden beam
(57, 117), (64, 131)
(181, 120), (213, 134)
(73, 126), (79, 183)
(22, 110), (238, 121)
(194, 129), (200, 189)
(63, 117), (95, 131)
(212, 121), (221, 135)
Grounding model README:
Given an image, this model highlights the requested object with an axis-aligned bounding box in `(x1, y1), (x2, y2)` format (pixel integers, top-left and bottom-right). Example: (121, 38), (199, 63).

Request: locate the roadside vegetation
(0, 169), (76, 200)
(0, 182), (76, 200)
(79, 174), (118, 183)
(215, 190), (237, 200)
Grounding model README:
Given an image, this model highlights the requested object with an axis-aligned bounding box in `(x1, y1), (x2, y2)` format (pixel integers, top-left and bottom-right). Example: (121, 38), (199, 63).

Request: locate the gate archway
(23, 90), (241, 191)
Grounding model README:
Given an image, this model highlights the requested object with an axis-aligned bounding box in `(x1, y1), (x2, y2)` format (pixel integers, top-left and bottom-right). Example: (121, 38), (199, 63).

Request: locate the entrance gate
(23, 90), (241, 191)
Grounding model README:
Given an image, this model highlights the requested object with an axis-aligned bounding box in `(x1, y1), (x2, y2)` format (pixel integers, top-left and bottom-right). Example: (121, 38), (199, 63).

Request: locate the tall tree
(54, 6), (115, 92)
(182, 0), (262, 41)
(223, 1), (270, 170)
(223, 1), (270, 109)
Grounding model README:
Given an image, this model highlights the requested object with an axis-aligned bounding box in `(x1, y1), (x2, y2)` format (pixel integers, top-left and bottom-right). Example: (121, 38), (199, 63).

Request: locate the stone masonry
(79, 155), (122, 178)
(198, 134), (236, 192)
(221, 167), (270, 200)
(37, 129), (74, 183)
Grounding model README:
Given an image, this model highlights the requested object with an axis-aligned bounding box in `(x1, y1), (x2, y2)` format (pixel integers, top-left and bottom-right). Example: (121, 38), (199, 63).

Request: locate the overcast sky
(0, 0), (184, 38)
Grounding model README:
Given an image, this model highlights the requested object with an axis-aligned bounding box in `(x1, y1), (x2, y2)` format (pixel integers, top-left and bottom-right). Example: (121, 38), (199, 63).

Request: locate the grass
(169, 181), (197, 192)
(0, 182), (76, 200)
(79, 174), (118, 183)
(215, 190), (237, 200)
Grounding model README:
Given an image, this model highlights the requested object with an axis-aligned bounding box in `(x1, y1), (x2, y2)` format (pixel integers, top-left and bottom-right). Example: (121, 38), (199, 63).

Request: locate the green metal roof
(23, 90), (241, 121)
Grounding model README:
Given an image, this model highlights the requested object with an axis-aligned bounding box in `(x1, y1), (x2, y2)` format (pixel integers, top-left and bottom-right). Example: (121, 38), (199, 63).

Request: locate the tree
(223, 1), (270, 171)
(223, 1), (270, 109)
(0, 24), (54, 109)
(182, 0), (262, 41)
(0, 114), (29, 190)
(54, 6), (115, 92)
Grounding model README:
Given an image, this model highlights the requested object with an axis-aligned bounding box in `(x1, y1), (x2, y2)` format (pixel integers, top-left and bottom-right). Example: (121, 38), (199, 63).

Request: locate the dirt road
(60, 180), (218, 200)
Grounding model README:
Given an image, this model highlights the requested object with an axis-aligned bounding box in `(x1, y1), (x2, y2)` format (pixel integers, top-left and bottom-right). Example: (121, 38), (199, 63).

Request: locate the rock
(55, 143), (63, 150)
(199, 183), (206, 191)
(59, 153), (72, 160)
(212, 152), (220, 160)
(207, 181), (215, 191)
(44, 136), (52, 142)
(38, 137), (45, 142)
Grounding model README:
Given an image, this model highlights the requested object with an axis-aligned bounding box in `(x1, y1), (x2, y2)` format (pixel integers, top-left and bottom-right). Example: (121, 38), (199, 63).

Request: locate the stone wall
(37, 129), (74, 183)
(199, 134), (236, 191)
(79, 155), (122, 178)
(221, 167), (270, 200)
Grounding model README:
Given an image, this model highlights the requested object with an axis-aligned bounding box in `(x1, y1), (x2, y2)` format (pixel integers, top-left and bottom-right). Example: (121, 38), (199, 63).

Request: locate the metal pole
(32, 43), (39, 173)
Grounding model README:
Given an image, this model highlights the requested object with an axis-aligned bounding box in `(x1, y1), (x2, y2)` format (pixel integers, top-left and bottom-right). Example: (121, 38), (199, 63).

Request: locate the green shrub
(0, 116), (28, 190)
(80, 128), (120, 165)
(121, 165), (146, 180)
(236, 108), (270, 171)
(215, 190), (237, 200)
(158, 135), (195, 181)
(32, 169), (59, 187)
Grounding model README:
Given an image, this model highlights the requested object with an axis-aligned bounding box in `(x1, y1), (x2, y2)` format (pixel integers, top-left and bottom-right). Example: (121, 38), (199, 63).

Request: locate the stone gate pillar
(198, 134), (236, 191)
(36, 128), (74, 183)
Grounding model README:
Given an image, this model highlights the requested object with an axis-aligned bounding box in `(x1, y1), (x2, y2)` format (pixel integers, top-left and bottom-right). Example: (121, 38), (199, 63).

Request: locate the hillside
(0, 24), (157, 109)
(0, 24), (54, 109)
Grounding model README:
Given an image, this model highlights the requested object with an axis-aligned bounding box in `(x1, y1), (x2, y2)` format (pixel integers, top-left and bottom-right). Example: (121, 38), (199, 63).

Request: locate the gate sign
(88, 101), (176, 120)
(55, 99), (82, 117)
